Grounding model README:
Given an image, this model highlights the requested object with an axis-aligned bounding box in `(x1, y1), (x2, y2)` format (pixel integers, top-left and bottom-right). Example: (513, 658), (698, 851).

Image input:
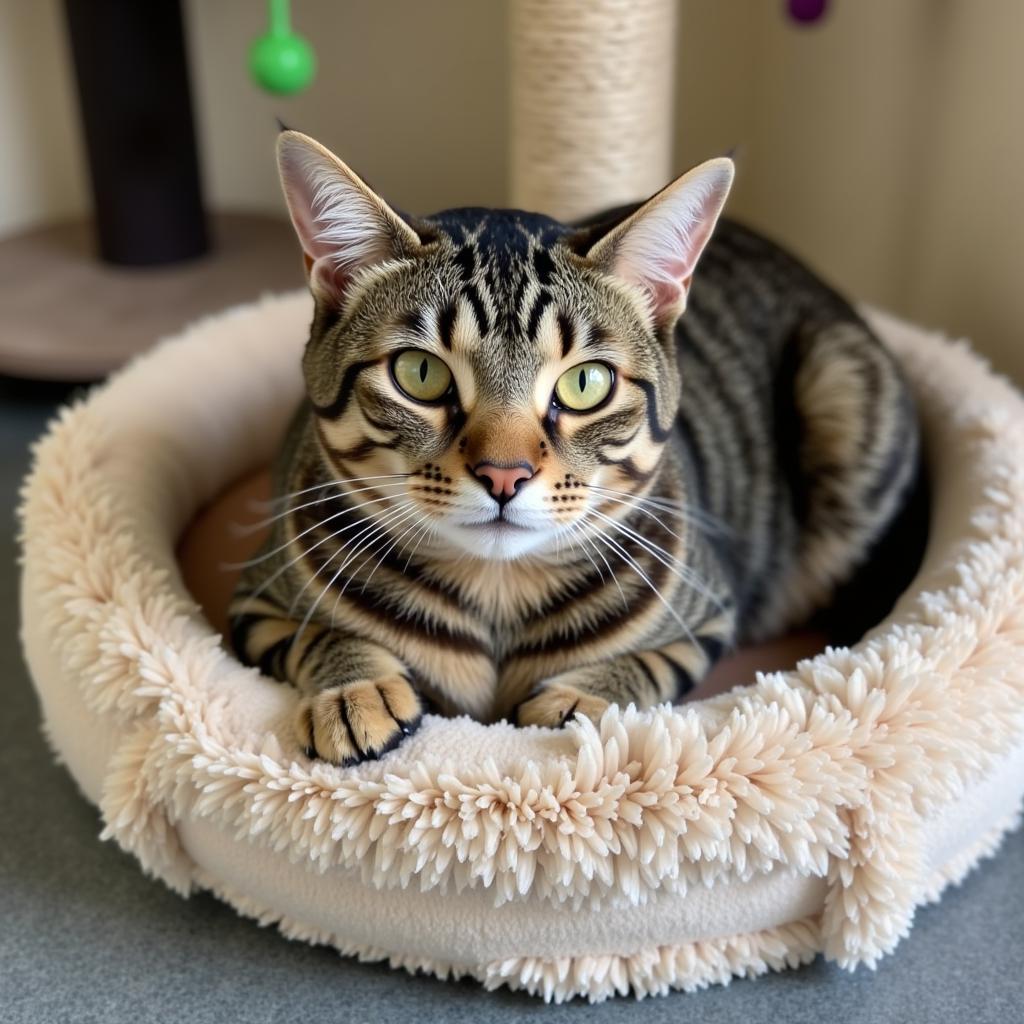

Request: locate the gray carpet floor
(1, 379), (1021, 1024)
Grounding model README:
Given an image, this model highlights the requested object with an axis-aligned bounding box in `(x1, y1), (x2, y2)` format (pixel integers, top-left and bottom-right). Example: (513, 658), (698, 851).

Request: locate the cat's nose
(471, 461), (535, 505)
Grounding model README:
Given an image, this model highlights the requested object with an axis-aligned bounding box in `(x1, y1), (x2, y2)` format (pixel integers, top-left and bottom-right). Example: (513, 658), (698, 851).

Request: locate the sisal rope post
(509, 0), (677, 221)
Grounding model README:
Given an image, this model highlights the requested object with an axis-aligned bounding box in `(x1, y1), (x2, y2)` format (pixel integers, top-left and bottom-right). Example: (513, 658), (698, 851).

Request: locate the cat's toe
(344, 676), (423, 752)
(515, 684), (609, 729)
(297, 676), (422, 765)
(296, 687), (359, 765)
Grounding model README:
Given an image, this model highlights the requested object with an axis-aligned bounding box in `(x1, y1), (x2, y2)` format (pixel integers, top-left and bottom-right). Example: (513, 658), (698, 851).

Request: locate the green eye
(554, 361), (614, 412)
(392, 350), (453, 403)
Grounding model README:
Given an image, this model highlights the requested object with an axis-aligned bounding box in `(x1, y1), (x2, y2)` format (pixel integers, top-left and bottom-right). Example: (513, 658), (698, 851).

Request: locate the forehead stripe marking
(584, 323), (609, 352)
(462, 283), (490, 338)
(525, 288), (553, 341)
(557, 311), (575, 358)
(437, 303), (457, 351)
(453, 246), (476, 281)
(403, 308), (428, 338)
(532, 247), (555, 285)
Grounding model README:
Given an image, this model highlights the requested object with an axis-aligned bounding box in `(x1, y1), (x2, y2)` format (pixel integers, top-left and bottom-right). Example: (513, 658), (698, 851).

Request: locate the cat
(229, 130), (922, 766)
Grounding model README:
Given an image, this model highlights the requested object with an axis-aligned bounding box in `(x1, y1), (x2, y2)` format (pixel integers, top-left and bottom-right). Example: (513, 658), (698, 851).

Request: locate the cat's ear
(586, 157), (734, 325)
(276, 130), (422, 306)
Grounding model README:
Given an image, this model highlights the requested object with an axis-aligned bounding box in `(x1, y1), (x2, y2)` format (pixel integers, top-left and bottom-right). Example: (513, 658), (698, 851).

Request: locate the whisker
(563, 519), (634, 614)
(567, 519), (629, 614)
(588, 508), (727, 615)
(393, 513), (434, 570)
(288, 501), (417, 619)
(359, 511), (432, 592)
(588, 482), (705, 514)
(233, 480), (409, 535)
(591, 492), (723, 533)
(559, 521), (597, 577)
(402, 517), (437, 573)
(584, 491), (687, 544)
(250, 473), (410, 511)
(343, 506), (424, 592)
(333, 504), (421, 594)
(580, 512), (698, 647)
(589, 505), (712, 576)
(587, 483), (729, 535)
(314, 505), (425, 638)
(230, 501), (404, 613)
(587, 492), (732, 613)
(291, 502), (419, 647)
(223, 491), (402, 570)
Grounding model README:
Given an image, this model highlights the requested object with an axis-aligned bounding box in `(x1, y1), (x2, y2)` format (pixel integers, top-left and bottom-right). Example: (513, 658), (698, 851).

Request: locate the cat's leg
(229, 594), (423, 765)
(515, 621), (732, 728)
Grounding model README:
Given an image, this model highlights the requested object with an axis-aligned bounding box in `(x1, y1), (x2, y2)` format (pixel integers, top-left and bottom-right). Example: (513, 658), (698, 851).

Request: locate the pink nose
(472, 462), (535, 503)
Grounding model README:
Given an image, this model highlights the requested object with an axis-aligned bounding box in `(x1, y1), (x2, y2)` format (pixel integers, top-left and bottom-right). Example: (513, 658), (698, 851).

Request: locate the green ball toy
(249, 0), (316, 96)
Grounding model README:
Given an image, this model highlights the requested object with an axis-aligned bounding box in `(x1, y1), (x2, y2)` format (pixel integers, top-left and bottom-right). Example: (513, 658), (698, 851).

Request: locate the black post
(63, 0), (209, 266)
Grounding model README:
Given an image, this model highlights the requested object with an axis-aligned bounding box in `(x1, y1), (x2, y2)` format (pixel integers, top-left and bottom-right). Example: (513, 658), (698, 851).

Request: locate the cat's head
(278, 131), (732, 560)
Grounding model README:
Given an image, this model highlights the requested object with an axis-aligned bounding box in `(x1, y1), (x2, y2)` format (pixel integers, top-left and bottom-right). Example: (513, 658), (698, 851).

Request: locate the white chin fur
(436, 521), (555, 561)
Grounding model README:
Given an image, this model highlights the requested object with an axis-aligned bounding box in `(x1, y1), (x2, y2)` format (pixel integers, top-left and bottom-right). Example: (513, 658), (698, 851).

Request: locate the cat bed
(19, 291), (1024, 1003)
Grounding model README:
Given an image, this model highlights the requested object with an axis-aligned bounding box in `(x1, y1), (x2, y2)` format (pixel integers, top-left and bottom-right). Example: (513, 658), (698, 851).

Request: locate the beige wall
(0, 0), (87, 233)
(676, 0), (1024, 381)
(2, 0), (1022, 380)
(0, 0), (508, 235)
(185, 0), (508, 216)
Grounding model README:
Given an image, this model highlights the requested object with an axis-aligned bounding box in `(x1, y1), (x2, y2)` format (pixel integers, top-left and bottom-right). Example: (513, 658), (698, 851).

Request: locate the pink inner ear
(309, 254), (361, 309)
(611, 160), (734, 323)
(629, 250), (693, 320)
(663, 250), (697, 289)
(648, 277), (685, 315)
(616, 214), (720, 323)
(309, 257), (340, 304)
(277, 138), (388, 308)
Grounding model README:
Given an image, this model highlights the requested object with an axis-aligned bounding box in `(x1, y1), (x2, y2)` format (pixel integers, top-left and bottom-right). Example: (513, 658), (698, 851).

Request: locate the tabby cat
(229, 130), (921, 766)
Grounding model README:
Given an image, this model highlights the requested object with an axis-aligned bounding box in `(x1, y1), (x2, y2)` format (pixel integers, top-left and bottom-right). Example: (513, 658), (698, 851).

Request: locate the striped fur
(230, 132), (921, 765)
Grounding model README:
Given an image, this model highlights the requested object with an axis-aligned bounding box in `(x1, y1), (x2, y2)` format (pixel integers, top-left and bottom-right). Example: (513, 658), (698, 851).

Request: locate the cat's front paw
(515, 682), (609, 729)
(296, 676), (422, 765)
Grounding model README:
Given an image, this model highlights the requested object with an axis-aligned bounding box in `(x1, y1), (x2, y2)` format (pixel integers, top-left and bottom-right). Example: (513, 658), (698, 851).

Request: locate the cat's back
(670, 218), (921, 640)
(685, 218), (859, 351)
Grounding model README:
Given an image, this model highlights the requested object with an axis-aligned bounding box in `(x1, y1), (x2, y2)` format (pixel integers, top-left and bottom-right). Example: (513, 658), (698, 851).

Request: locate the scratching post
(509, 0), (677, 220)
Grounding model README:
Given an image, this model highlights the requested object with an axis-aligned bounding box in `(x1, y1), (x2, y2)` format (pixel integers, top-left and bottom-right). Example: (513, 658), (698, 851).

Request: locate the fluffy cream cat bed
(19, 292), (1024, 1003)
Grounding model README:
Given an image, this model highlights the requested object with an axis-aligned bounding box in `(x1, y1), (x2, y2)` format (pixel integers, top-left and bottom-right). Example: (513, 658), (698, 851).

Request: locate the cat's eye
(391, 350), (453, 403)
(554, 362), (615, 412)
